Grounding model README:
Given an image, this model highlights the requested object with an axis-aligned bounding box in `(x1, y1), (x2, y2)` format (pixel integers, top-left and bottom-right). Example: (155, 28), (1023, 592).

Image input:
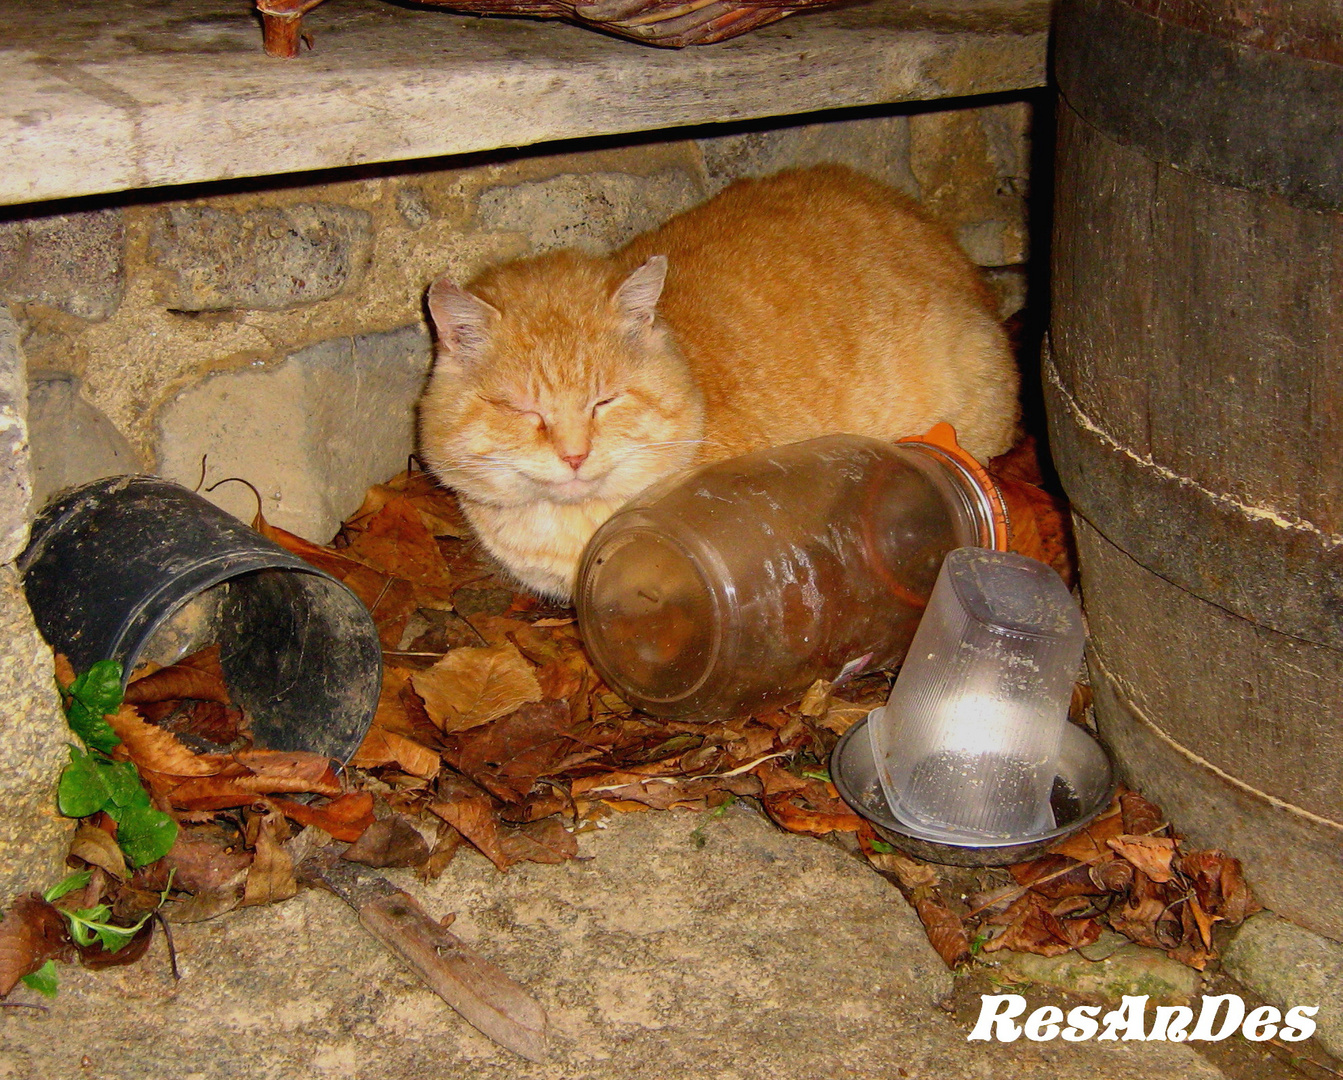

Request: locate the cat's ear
(427, 278), (499, 368)
(613, 255), (668, 331)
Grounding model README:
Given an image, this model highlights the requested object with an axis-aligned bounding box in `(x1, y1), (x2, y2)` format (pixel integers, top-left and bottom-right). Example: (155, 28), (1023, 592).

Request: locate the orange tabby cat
(419, 165), (1019, 601)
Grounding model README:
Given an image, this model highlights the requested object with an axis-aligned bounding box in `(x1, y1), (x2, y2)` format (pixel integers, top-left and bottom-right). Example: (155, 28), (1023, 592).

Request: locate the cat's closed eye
(484, 396), (544, 429)
(591, 395), (619, 416)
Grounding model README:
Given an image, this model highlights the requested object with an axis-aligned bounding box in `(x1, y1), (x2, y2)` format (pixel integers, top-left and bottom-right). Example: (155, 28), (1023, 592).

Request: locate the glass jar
(575, 423), (1008, 719)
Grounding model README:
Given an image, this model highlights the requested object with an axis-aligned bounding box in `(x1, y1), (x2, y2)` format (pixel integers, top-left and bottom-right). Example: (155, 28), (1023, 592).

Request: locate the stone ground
(1, 805), (1240, 1080)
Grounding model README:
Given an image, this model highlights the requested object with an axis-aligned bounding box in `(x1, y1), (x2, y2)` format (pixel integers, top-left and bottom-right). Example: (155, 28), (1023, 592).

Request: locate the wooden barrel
(1049, 0), (1343, 940)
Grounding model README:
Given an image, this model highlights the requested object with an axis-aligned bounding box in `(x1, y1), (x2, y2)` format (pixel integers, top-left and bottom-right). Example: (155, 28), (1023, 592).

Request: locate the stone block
(26, 372), (142, 512)
(1223, 913), (1343, 1059)
(149, 203), (373, 311)
(0, 208), (125, 322)
(983, 265), (1030, 319)
(909, 100), (1032, 266)
(991, 931), (1199, 1005)
(0, 563), (73, 903)
(474, 169), (704, 254)
(698, 113), (919, 197)
(155, 323), (433, 542)
(395, 185), (432, 230)
(0, 306), (31, 564)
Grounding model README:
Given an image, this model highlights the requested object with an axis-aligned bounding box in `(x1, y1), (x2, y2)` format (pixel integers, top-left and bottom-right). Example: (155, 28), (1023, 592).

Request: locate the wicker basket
(257, 0), (842, 54)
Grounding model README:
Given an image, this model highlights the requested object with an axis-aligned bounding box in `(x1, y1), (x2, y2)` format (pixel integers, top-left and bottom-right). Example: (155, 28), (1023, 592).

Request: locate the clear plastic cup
(868, 547), (1085, 842)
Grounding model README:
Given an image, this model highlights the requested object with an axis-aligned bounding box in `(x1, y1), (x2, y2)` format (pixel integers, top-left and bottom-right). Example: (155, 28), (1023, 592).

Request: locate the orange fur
(419, 165), (1020, 601)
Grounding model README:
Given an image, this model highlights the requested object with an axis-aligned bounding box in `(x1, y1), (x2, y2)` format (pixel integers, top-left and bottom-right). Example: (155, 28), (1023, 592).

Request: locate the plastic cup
(868, 547), (1085, 841)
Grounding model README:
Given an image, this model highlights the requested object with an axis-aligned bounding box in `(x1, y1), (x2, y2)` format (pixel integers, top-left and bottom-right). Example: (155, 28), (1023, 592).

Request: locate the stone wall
(2, 98), (1034, 544)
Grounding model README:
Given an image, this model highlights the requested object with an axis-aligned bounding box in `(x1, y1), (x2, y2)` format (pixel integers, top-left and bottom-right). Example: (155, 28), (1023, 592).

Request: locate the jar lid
(897, 422), (1009, 550)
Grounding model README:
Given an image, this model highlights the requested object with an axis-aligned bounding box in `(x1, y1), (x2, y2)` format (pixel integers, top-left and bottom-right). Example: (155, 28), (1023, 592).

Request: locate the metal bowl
(831, 710), (1116, 867)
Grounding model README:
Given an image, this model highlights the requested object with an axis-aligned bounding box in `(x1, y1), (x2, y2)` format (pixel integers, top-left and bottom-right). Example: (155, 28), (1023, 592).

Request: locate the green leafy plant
(39, 869), (175, 963)
(55, 662), (177, 867)
(43, 870), (170, 953)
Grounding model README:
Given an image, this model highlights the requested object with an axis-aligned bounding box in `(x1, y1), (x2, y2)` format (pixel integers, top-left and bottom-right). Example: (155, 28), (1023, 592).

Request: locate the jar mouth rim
(896, 423), (1008, 550)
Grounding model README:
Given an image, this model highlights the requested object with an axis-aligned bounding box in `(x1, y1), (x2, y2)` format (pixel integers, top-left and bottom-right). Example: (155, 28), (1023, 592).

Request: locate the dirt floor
(0, 803), (1263, 1080)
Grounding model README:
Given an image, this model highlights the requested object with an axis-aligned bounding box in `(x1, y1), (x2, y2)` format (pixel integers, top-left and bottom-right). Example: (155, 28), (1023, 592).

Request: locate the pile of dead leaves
(867, 788), (1260, 971)
(0, 450), (1258, 999)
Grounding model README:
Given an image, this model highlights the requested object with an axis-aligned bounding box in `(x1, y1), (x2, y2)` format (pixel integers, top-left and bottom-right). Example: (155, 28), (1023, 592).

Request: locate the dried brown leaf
(428, 782), (576, 872)
(69, 822), (129, 880)
(145, 830), (252, 895)
(1090, 857), (1135, 893)
(418, 823), (465, 882)
(750, 762), (811, 797)
(343, 495), (455, 589)
(0, 895), (71, 997)
(232, 750), (341, 790)
(269, 792), (375, 843)
(1120, 791), (1166, 835)
(124, 664), (230, 706)
(1048, 798), (1125, 861)
(53, 652), (77, 689)
(798, 679), (832, 718)
(343, 814), (432, 869)
(761, 789), (864, 837)
(865, 847), (938, 890)
(1187, 894), (1218, 949)
(983, 893), (1102, 957)
(412, 644), (543, 734)
(911, 885), (972, 968)
(105, 703), (226, 777)
(1107, 834), (1176, 883)
(242, 807), (297, 907)
(816, 702), (870, 737)
(441, 699), (595, 803)
(1177, 849), (1259, 925)
(1108, 874), (1175, 949)
(498, 786), (572, 825)
(352, 726), (442, 779)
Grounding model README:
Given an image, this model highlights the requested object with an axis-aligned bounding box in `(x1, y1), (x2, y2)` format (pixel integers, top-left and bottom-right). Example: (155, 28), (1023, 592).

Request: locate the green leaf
(69, 659), (124, 717)
(43, 869), (92, 903)
(107, 802), (178, 867)
(868, 838), (895, 854)
(64, 700), (122, 754)
(64, 903), (150, 953)
(91, 921), (139, 953)
(61, 659), (123, 753)
(57, 747), (111, 818)
(64, 903), (114, 948)
(20, 959), (59, 998)
(99, 758), (151, 811)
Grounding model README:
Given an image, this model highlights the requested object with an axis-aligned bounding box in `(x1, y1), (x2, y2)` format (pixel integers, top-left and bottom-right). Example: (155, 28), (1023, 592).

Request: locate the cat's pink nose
(560, 451), (589, 472)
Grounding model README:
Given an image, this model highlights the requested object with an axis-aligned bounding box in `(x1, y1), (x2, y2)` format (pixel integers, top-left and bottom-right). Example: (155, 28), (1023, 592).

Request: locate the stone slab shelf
(0, 0), (1049, 208)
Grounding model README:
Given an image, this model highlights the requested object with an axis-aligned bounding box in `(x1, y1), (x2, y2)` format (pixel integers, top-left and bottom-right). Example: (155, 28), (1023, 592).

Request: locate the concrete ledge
(0, 0), (1048, 207)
